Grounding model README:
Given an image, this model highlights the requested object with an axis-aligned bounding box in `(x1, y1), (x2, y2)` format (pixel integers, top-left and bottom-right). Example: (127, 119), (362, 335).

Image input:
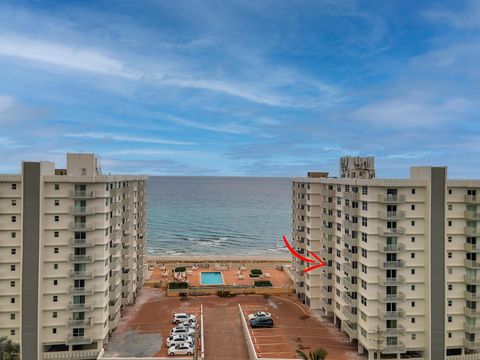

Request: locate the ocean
(147, 176), (291, 256)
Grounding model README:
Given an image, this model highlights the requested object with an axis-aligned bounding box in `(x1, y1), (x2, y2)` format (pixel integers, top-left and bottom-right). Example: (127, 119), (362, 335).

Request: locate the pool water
(201, 272), (223, 285)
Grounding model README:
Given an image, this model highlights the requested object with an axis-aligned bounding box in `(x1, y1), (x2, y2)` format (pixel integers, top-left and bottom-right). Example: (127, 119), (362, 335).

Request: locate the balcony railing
(67, 318), (93, 327)
(320, 298), (333, 312)
(377, 227), (406, 236)
(68, 270), (94, 279)
(321, 226), (335, 235)
(69, 206), (96, 215)
(67, 302), (94, 311)
(341, 292), (356, 306)
(465, 243), (480, 252)
(464, 307), (480, 317)
(68, 254), (94, 263)
(465, 195), (480, 204)
(464, 323), (480, 332)
(465, 275), (480, 284)
(70, 190), (96, 199)
(378, 259), (405, 269)
(342, 263), (358, 275)
(68, 286), (93, 295)
(344, 192), (360, 201)
(465, 259), (480, 268)
(465, 227), (480, 237)
(383, 326), (405, 336)
(341, 277), (356, 289)
(465, 211), (480, 220)
(320, 272), (333, 285)
(377, 243), (406, 253)
(378, 194), (406, 203)
(69, 222), (96, 231)
(465, 291), (480, 301)
(344, 234), (358, 247)
(341, 305), (357, 322)
(69, 238), (93, 247)
(377, 275), (405, 286)
(377, 291), (405, 302)
(464, 338), (480, 349)
(378, 210), (406, 219)
(342, 321), (358, 339)
(66, 335), (92, 345)
(377, 309), (405, 319)
(382, 343), (406, 354)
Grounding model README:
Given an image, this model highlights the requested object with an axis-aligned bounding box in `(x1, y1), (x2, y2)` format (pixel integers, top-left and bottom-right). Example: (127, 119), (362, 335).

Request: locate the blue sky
(0, 0), (478, 177)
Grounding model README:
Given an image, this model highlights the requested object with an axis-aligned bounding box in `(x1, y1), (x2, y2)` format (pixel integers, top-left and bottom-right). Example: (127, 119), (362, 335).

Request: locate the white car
(179, 318), (196, 328)
(170, 326), (195, 336)
(247, 311), (272, 321)
(172, 313), (197, 324)
(168, 342), (194, 356)
(166, 334), (194, 347)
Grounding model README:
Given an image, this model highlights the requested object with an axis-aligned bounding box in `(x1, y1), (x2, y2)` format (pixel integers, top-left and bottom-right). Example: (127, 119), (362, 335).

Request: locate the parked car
(166, 334), (194, 347)
(168, 342), (194, 356)
(172, 313), (196, 324)
(170, 326), (196, 336)
(179, 318), (196, 328)
(247, 311), (272, 321)
(250, 317), (274, 328)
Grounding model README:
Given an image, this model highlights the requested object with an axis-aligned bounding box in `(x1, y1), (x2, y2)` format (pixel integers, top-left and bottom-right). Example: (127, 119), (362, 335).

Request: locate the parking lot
(103, 288), (362, 359)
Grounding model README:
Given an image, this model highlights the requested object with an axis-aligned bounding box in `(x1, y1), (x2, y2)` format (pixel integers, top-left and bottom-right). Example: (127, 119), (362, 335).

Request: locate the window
(53, 264), (58, 270)
(11, 249), (16, 255)
(361, 264), (368, 274)
(411, 301), (415, 307)
(448, 204), (452, 211)
(54, 199), (59, 206)
(448, 316), (452, 323)
(11, 216), (16, 223)
(53, 280), (58, 286)
(448, 268), (453, 275)
(411, 285), (415, 291)
(411, 317), (415, 323)
(362, 233), (368, 243)
(361, 295), (367, 306)
(448, 188), (452, 194)
(53, 296), (58, 302)
(411, 220), (415, 226)
(361, 249), (368, 258)
(52, 328), (57, 334)
(448, 236), (452, 243)
(54, 231), (59, 238)
(448, 252), (452, 259)
(11, 199), (16, 206)
(11, 183), (16, 190)
(361, 280), (367, 290)
(53, 312), (57, 318)
(411, 269), (415, 275)
(411, 253), (415, 259)
(54, 248), (59, 254)
(10, 314), (15, 320)
(10, 281), (15, 287)
(448, 332), (452, 338)
(448, 300), (452, 307)
(448, 220), (452, 227)
(411, 204), (415, 210)
(412, 334), (416, 340)
(362, 186), (368, 195)
(11, 232), (16, 238)
(362, 217), (368, 226)
(10, 330), (15, 336)
(411, 237), (415, 243)
(362, 201), (368, 211)
(10, 265), (15, 271)
(54, 183), (60, 190)
(11, 298), (15, 304)
(54, 216), (59, 222)
(448, 284), (453, 291)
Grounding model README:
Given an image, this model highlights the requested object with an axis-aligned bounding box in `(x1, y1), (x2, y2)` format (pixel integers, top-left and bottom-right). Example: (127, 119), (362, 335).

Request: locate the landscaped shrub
(217, 290), (236, 298)
(249, 273), (260, 278)
(174, 266), (187, 273)
(250, 269), (263, 275)
(254, 280), (273, 287)
(168, 281), (188, 289)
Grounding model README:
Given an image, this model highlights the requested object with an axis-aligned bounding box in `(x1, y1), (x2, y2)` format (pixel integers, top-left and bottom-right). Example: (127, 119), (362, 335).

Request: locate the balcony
(320, 298), (333, 312)
(378, 194), (406, 203)
(42, 350), (100, 359)
(465, 243), (480, 252)
(320, 248), (334, 261)
(378, 259), (405, 269)
(465, 195), (480, 204)
(68, 286), (93, 296)
(68, 270), (94, 279)
(109, 310), (121, 328)
(382, 343), (406, 354)
(341, 292), (356, 306)
(343, 220), (359, 231)
(344, 192), (360, 201)
(378, 243), (406, 253)
(344, 234), (358, 247)
(111, 216), (121, 227)
(465, 259), (480, 268)
(321, 226), (335, 235)
(342, 321), (358, 339)
(341, 277), (356, 289)
(377, 227), (406, 236)
(465, 227), (480, 237)
(67, 302), (94, 311)
(377, 275), (405, 286)
(464, 323), (480, 332)
(378, 210), (406, 220)
(69, 206), (96, 215)
(68, 254), (94, 263)
(341, 306), (357, 322)
(465, 211), (480, 220)
(70, 190), (96, 199)
(69, 238), (93, 247)
(377, 291), (405, 302)
(321, 272), (333, 285)
(465, 275), (480, 285)
(109, 283), (121, 299)
(342, 263), (358, 276)
(464, 339), (480, 349)
(66, 335), (92, 345)
(67, 318), (93, 327)
(69, 222), (96, 231)
(383, 326), (405, 336)
(377, 309), (405, 319)
(109, 297), (122, 314)
(464, 307), (480, 317)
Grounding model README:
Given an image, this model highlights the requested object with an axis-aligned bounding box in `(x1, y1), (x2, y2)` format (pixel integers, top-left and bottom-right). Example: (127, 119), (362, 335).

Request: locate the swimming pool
(200, 272), (223, 285)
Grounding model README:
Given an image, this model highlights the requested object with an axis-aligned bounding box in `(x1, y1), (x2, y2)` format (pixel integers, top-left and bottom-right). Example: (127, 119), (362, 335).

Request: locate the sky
(0, 0), (478, 177)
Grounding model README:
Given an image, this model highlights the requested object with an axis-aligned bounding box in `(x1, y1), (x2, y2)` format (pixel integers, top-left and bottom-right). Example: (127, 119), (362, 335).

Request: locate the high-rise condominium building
(291, 157), (480, 360)
(0, 153), (147, 360)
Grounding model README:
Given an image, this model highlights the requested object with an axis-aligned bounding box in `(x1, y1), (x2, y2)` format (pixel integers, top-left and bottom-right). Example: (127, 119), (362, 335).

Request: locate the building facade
(0, 153), (147, 360)
(292, 158), (480, 360)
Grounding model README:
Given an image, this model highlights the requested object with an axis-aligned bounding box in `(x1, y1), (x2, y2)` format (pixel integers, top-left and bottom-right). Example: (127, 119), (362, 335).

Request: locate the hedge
(250, 269), (263, 275)
(168, 281), (189, 289)
(249, 274), (260, 278)
(174, 266), (187, 273)
(254, 280), (273, 287)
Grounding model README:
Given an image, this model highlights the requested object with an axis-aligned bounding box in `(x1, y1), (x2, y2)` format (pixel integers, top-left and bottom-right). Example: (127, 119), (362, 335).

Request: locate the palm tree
(296, 347), (328, 360)
(0, 336), (20, 360)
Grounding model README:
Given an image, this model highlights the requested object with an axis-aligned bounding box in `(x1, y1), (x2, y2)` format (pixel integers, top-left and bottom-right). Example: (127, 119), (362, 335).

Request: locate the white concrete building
(0, 153), (147, 360)
(292, 157), (480, 360)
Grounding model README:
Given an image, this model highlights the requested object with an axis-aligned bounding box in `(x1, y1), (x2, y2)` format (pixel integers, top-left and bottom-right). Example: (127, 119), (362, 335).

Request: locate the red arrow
(283, 235), (326, 273)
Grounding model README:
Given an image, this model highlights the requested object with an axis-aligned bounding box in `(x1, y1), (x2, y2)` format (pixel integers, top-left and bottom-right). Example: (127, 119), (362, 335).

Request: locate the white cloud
(64, 132), (194, 145)
(423, 1), (480, 29)
(158, 113), (251, 134)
